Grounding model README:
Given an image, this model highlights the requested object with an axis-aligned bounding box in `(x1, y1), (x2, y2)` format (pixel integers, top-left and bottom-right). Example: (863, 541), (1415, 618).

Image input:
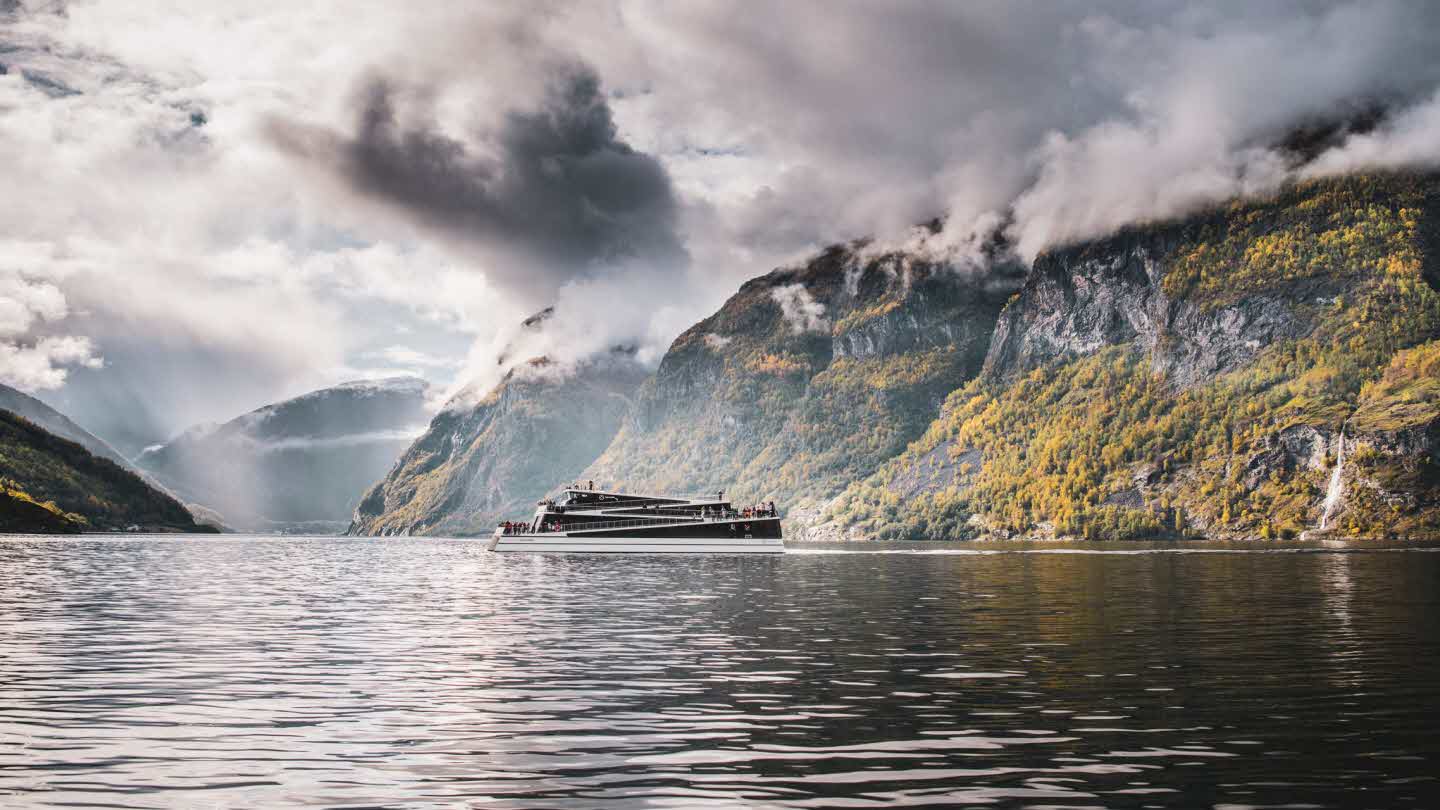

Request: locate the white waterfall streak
(1320, 433), (1346, 531)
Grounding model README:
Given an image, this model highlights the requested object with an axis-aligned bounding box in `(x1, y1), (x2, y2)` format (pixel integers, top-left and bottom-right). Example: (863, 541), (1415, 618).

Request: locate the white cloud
(250, 426), (430, 452)
(0, 274), (67, 337)
(770, 283), (829, 335)
(599, 1), (1440, 262)
(0, 335), (102, 392)
(363, 345), (460, 369)
(1303, 88), (1440, 177)
(0, 269), (99, 391)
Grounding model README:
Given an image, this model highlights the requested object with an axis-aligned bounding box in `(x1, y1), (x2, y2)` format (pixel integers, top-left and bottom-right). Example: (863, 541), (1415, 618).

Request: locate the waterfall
(1320, 432), (1345, 531)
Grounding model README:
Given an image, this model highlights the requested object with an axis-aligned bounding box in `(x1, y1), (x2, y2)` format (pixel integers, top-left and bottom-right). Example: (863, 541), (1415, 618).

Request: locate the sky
(4, 1), (1440, 455)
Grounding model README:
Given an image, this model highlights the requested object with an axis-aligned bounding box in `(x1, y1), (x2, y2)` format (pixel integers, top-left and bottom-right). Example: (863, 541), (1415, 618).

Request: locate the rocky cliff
(584, 239), (1023, 515)
(137, 377), (431, 532)
(349, 353), (648, 536)
(830, 172), (1440, 540)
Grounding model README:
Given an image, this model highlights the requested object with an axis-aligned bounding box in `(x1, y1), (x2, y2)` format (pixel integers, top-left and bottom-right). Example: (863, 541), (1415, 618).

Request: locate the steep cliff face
(349, 354), (647, 536)
(983, 235), (1316, 388)
(137, 377), (431, 532)
(584, 241), (1022, 514)
(831, 172), (1440, 540)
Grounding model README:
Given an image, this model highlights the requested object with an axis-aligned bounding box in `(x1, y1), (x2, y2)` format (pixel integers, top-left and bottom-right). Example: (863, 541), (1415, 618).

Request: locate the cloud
(0, 270), (101, 391)
(274, 63), (686, 305)
(246, 426), (430, 453)
(0, 336), (102, 392)
(0, 7), (498, 449)
(363, 345), (460, 369)
(1303, 88), (1440, 177)
(0, 274), (67, 336)
(601, 1), (1440, 262)
(770, 283), (830, 335)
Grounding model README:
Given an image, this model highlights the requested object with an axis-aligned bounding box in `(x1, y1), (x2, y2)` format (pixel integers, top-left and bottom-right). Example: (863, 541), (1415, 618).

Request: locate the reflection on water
(2, 537), (1438, 808)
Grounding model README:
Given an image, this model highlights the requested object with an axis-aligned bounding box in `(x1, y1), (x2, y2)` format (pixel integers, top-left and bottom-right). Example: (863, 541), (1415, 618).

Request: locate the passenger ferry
(488, 485), (784, 553)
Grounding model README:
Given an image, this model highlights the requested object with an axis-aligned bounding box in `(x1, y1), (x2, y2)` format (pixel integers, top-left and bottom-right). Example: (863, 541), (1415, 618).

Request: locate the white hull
(489, 534), (784, 554)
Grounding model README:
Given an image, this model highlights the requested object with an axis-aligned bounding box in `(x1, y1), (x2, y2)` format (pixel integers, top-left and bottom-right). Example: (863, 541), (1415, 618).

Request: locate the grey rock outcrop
(984, 232), (1320, 387)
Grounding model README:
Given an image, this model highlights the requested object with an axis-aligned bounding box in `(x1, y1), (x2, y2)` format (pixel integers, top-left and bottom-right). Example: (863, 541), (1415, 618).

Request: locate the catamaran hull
(488, 535), (784, 553)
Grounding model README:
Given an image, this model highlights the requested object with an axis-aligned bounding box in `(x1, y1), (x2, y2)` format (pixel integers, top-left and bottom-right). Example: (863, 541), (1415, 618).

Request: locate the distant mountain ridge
(138, 376), (432, 532)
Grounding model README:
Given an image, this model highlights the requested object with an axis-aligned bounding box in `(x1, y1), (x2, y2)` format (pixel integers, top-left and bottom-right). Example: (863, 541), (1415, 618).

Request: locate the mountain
(0, 383), (132, 469)
(343, 171), (1439, 543)
(0, 409), (206, 533)
(137, 377), (432, 532)
(828, 172), (1440, 540)
(584, 238), (1023, 520)
(349, 352), (648, 536)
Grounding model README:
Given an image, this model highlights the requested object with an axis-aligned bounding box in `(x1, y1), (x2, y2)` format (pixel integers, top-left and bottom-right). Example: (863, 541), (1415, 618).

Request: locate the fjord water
(2, 538), (1438, 809)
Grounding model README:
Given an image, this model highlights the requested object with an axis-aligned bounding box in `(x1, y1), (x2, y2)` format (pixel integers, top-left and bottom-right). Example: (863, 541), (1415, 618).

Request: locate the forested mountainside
(137, 377), (430, 532)
(346, 171), (1439, 542)
(585, 241), (1023, 518)
(0, 384), (132, 469)
(349, 353), (648, 536)
(0, 410), (205, 533)
(829, 173), (1440, 540)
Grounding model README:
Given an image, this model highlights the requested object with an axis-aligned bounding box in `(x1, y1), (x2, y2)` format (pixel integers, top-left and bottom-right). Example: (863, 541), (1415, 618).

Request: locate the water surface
(2, 536), (1438, 808)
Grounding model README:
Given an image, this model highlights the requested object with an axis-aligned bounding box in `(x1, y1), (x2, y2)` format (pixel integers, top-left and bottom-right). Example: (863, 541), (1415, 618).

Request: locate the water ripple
(1, 536), (1438, 808)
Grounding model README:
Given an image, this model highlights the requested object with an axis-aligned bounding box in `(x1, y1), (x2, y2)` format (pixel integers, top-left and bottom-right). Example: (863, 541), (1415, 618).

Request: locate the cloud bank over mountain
(3, 1), (1440, 450)
(611, 1), (1440, 263)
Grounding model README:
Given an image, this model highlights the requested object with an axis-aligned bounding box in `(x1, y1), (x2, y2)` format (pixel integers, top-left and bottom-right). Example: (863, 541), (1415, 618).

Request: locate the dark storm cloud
(281, 64), (685, 301)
